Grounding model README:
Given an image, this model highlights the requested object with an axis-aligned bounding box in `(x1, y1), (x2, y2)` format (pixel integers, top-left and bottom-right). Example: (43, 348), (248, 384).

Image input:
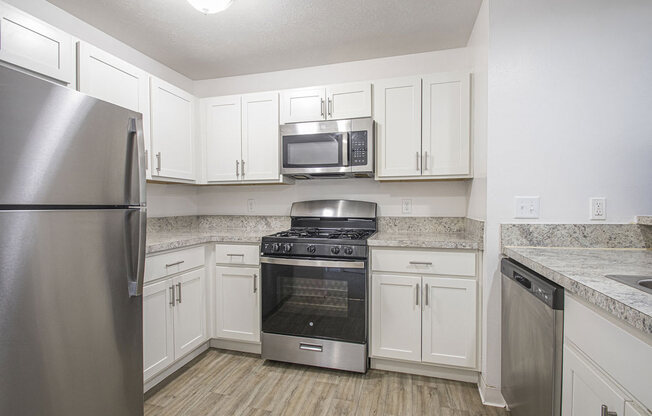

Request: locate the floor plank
(144, 349), (509, 416)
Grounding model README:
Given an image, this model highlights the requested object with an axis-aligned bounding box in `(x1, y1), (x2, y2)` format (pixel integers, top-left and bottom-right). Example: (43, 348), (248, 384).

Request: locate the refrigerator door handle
(126, 208), (146, 297)
(127, 117), (147, 207)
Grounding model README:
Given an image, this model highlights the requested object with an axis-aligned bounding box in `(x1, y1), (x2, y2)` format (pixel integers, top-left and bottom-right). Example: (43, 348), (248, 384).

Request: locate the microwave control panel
(350, 131), (368, 166)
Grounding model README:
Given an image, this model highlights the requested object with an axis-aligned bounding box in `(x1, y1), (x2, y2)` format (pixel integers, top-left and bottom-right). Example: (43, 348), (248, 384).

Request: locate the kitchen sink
(606, 275), (652, 295)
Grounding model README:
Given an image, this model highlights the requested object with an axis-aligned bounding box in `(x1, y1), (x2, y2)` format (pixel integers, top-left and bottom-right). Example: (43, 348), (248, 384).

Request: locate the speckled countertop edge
(637, 216), (652, 226)
(503, 246), (652, 336)
(146, 230), (275, 254)
(369, 231), (482, 250)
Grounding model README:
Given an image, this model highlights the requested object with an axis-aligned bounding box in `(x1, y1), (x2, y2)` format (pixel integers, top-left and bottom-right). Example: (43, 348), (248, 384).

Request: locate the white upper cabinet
(151, 77), (195, 181)
(422, 72), (470, 177)
(421, 276), (476, 368)
(241, 92), (280, 181)
(374, 77), (422, 178)
(371, 273), (422, 362)
(326, 82), (372, 120)
(202, 95), (242, 182)
(77, 41), (152, 178)
(280, 87), (325, 123)
(280, 83), (371, 123)
(0, 2), (73, 84)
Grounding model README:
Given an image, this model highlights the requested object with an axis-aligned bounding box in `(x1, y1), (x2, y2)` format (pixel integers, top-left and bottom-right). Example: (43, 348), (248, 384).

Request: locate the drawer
(215, 244), (260, 266)
(145, 246), (205, 283)
(371, 248), (476, 276)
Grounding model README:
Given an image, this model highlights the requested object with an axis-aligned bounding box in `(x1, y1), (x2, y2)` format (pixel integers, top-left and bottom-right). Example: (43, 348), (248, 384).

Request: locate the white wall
(147, 184), (198, 217)
(483, 0), (652, 400)
(4, 0), (193, 92)
(194, 48), (470, 97)
(195, 179), (469, 217)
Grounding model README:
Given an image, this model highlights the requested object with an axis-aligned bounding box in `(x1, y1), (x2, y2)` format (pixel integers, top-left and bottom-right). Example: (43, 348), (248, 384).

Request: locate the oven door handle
(260, 256), (365, 269)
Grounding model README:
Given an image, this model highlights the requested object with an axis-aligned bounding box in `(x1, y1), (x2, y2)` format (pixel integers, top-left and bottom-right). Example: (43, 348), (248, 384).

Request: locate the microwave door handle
(341, 132), (349, 167)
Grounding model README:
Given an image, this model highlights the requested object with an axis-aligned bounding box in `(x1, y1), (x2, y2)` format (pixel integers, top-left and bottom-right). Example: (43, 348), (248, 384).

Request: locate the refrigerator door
(0, 66), (146, 207)
(0, 209), (145, 416)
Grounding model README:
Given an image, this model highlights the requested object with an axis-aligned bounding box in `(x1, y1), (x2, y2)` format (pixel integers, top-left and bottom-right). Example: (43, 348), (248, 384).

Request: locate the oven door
(261, 257), (367, 344)
(281, 120), (351, 175)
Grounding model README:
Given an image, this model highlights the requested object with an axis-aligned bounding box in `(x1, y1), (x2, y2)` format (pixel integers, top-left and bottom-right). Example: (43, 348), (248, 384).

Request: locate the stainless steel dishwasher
(501, 258), (564, 416)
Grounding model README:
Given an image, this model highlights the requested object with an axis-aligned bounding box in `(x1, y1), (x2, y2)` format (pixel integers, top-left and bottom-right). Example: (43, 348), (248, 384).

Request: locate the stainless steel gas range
(260, 200), (377, 373)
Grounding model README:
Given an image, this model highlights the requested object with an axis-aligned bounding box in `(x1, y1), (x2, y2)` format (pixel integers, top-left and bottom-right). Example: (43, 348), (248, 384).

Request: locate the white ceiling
(47, 0), (482, 80)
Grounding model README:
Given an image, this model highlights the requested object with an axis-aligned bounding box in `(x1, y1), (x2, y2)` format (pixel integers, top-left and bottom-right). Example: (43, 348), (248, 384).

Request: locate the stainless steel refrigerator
(0, 66), (146, 415)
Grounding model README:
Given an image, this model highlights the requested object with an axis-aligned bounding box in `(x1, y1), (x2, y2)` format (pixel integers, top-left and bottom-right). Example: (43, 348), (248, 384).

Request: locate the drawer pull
(165, 260), (184, 268)
(409, 261), (432, 266)
(299, 343), (323, 352)
(227, 253), (245, 257)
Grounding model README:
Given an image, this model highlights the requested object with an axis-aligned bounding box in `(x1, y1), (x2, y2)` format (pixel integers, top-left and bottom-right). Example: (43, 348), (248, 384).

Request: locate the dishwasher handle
(513, 271), (532, 289)
(501, 257), (564, 310)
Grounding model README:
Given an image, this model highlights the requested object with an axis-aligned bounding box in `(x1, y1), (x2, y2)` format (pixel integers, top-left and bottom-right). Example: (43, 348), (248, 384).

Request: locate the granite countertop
(503, 246), (652, 335)
(369, 231), (483, 250)
(147, 229), (275, 254)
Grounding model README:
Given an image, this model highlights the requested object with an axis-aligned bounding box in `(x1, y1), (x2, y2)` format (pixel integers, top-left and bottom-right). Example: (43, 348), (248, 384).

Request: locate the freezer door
(0, 209), (145, 416)
(0, 66), (146, 206)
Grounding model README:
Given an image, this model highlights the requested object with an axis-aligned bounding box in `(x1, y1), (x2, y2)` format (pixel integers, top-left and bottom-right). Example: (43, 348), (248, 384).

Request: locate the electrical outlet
(590, 197), (606, 220)
(402, 199), (412, 215)
(514, 196), (540, 219)
(247, 199), (255, 213)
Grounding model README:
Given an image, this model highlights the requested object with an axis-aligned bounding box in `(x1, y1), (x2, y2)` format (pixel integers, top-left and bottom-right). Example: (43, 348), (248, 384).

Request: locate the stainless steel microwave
(280, 118), (374, 179)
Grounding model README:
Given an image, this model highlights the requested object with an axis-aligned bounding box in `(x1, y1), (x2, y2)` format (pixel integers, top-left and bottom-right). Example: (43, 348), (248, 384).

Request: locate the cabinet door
(77, 41), (152, 179)
(173, 269), (206, 359)
(143, 278), (174, 381)
(241, 92), (279, 181)
(151, 77), (195, 181)
(422, 277), (476, 368)
(422, 72), (470, 177)
(326, 82), (371, 120)
(0, 3), (73, 84)
(562, 344), (628, 416)
(280, 87), (325, 123)
(371, 273), (422, 361)
(202, 95), (242, 182)
(373, 77), (422, 178)
(215, 266), (260, 342)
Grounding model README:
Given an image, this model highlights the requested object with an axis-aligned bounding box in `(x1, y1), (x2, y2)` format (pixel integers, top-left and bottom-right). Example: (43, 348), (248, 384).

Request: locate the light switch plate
(402, 199), (412, 215)
(514, 196), (540, 219)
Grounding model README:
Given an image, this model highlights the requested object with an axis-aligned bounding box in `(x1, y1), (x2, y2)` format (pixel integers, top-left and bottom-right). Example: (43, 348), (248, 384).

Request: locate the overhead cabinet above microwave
(280, 82), (372, 124)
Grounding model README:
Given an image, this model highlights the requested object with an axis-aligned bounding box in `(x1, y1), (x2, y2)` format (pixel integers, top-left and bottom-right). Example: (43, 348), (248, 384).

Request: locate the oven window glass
(283, 134), (343, 168)
(261, 262), (366, 344)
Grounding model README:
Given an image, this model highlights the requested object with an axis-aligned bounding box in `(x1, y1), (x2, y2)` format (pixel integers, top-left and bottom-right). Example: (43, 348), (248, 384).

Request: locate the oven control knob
(331, 246), (340, 255)
(344, 246), (353, 255)
(272, 243), (281, 252)
(306, 245), (316, 254)
(283, 243), (292, 253)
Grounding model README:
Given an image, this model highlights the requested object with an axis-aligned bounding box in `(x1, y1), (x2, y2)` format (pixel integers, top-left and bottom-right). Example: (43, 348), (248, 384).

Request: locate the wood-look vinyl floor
(145, 349), (509, 416)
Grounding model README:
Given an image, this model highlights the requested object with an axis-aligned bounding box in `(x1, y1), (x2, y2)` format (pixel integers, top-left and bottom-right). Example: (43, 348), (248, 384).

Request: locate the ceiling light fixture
(187, 0), (234, 14)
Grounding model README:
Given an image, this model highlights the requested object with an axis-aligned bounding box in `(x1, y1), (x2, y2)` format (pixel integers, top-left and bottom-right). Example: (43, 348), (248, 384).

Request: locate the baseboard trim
(478, 374), (507, 408)
(370, 358), (479, 383)
(144, 341), (209, 393)
(210, 338), (261, 354)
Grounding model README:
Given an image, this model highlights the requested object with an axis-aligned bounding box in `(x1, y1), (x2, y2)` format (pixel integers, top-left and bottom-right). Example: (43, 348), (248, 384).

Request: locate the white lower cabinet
(215, 266), (260, 342)
(370, 249), (478, 370)
(143, 268), (206, 381)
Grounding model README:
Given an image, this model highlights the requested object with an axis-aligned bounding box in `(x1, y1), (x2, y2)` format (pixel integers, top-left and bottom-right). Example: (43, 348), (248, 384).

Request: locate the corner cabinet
(374, 72), (471, 180)
(77, 41), (152, 179)
(280, 82), (371, 123)
(0, 2), (74, 85)
(151, 77), (196, 182)
(201, 92), (282, 184)
(370, 248), (478, 370)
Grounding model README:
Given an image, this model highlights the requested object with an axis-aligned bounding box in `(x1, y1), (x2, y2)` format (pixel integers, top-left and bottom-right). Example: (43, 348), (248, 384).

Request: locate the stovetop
(261, 227), (376, 258)
(267, 227), (376, 241)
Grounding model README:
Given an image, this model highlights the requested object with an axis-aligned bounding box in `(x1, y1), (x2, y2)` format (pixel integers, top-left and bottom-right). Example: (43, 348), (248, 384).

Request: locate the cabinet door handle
(169, 285), (175, 307)
(416, 152), (420, 171)
(236, 160), (239, 177)
(253, 273), (257, 293)
(601, 405), (617, 416)
(416, 283), (420, 306)
(165, 260), (184, 268)
(176, 282), (182, 303)
(425, 283), (429, 306)
(241, 159), (245, 178)
(320, 99), (325, 117)
(156, 152), (161, 172)
(328, 98), (332, 117)
(423, 151), (428, 171)
(145, 149), (149, 170)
